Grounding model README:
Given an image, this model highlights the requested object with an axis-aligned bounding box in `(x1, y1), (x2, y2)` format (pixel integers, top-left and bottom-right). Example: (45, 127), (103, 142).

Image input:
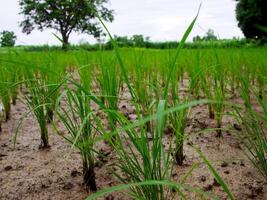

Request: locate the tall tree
(132, 35), (145, 47)
(0, 31), (17, 47)
(236, 0), (267, 39)
(19, 0), (114, 49)
(203, 29), (218, 41)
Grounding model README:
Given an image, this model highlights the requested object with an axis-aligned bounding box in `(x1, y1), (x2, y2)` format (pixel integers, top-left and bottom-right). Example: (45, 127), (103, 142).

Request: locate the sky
(0, 0), (244, 45)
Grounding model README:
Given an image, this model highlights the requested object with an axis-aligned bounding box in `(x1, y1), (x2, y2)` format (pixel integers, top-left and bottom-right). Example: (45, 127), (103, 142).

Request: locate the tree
(202, 29), (217, 41)
(114, 35), (133, 47)
(19, 0), (114, 49)
(193, 35), (202, 42)
(192, 29), (217, 43)
(236, 0), (267, 39)
(0, 31), (17, 47)
(132, 35), (145, 47)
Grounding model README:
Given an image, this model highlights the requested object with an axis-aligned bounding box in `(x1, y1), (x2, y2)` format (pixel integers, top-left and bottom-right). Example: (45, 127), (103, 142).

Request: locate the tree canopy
(193, 29), (218, 42)
(236, 0), (267, 39)
(0, 31), (17, 47)
(19, 0), (114, 49)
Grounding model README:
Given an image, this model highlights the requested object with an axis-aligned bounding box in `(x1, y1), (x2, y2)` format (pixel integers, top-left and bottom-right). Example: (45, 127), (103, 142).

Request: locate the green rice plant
(54, 82), (98, 191)
(0, 51), (21, 121)
(199, 63), (215, 119)
(189, 50), (202, 99)
(85, 100), (234, 200)
(162, 7), (200, 100)
(10, 69), (20, 106)
(212, 53), (226, 137)
(86, 181), (218, 200)
(0, 65), (12, 122)
(198, 58), (226, 137)
(158, 6), (200, 165)
(97, 54), (121, 136)
(213, 86), (225, 137)
(29, 52), (69, 124)
(22, 76), (50, 148)
(169, 77), (188, 165)
(5, 52), (21, 106)
(233, 75), (267, 178)
(14, 58), (64, 148)
(234, 108), (267, 178)
(255, 59), (267, 100)
(106, 100), (173, 200)
(96, 14), (136, 100)
(132, 52), (157, 132)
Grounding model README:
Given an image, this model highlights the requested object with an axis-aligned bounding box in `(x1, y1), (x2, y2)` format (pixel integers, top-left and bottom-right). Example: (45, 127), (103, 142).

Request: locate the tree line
(0, 0), (266, 49)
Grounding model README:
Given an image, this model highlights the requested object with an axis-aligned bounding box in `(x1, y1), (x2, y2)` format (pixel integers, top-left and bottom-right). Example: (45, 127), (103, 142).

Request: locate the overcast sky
(0, 0), (243, 45)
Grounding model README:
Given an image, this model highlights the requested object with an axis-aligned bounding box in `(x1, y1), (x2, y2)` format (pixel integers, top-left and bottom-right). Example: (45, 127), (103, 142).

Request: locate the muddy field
(0, 88), (267, 200)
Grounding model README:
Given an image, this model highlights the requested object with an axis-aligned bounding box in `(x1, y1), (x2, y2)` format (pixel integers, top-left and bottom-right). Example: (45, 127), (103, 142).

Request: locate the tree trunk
(83, 164), (97, 191)
(61, 32), (69, 50)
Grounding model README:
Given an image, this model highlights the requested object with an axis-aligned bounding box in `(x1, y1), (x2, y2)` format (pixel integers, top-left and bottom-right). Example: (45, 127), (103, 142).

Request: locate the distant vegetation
(0, 31), (16, 47)
(8, 36), (264, 52)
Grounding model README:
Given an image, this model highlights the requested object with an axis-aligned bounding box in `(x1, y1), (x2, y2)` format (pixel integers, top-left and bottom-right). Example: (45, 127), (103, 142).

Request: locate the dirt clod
(0, 153), (7, 157)
(203, 184), (213, 191)
(221, 161), (228, 168)
(199, 175), (207, 182)
(105, 194), (115, 200)
(224, 170), (230, 174)
(62, 182), (74, 190)
(71, 170), (82, 177)
(4, 166), (13, 171)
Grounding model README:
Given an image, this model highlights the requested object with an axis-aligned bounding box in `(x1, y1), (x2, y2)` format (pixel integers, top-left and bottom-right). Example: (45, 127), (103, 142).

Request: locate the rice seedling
(158, 6), (200, 166)
(196, 53), (226, 137)
(97, 54), (121, 137)
(132, 52), (157, 132)
(6, 52), (20, 106)
(233, 73), (267, 178)
(107, 100), (172, 200)
(212, 53), (227, 137)
(188, 50), (202, 99)
(26, 100), (48, 148)
(169, 77), (188, 165)
(42, 55), (67, 123)
(55, 81), (98, 191)
(0, 64), (12, 122)
(84, 100), (235, 200)
(20, 74), (50, 148)
(13, 55), (65, 148)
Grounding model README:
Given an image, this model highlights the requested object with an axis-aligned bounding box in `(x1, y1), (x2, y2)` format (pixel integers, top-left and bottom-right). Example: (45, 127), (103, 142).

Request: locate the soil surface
(0, 89), (267, 200)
